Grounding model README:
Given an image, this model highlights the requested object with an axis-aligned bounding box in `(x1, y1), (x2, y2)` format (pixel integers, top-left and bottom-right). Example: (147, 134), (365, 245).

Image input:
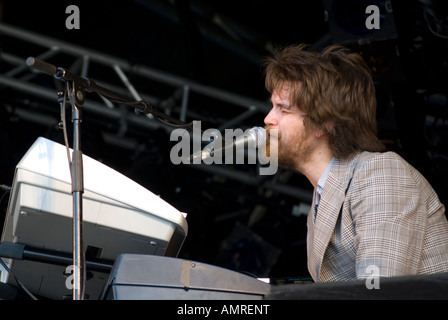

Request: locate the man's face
(263, 83), (314, 172)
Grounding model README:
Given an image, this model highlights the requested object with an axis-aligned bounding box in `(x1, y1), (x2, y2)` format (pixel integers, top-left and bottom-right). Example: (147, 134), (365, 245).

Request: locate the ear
(325, 120), (335, 132)
(314, 120), (335, 138)
(314, 130), (325, 138)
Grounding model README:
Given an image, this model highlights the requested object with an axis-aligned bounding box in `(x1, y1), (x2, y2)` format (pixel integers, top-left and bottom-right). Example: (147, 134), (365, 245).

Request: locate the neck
(299, 148), (333, 189)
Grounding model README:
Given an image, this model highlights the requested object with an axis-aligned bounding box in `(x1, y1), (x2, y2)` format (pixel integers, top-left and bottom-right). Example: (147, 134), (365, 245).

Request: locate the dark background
(1, 0), (447, 281)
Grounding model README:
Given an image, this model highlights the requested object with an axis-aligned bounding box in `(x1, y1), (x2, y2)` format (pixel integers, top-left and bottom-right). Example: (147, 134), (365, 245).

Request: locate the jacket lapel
(307, 154), (361, 281)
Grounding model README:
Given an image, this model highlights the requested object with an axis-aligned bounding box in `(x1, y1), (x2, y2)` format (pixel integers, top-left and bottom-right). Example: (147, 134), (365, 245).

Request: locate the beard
(263, 126), (314, 172)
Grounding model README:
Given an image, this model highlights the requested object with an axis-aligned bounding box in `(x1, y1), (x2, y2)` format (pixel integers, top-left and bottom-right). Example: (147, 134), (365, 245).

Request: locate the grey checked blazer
(307, 151), (448, 282)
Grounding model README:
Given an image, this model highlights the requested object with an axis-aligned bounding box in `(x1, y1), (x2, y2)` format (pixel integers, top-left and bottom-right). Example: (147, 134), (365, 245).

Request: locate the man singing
(263, 44), (448, 282)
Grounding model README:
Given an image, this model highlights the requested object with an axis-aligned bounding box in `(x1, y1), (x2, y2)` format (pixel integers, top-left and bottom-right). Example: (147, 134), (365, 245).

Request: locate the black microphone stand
(25, 57), (192, 300)
(62, 73), (85, 301)
(26, 58), (89, 300)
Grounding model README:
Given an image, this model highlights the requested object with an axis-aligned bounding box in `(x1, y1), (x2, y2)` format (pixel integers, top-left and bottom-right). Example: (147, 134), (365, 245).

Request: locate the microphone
(190, 126), (266, 163)
(26, 57), (57, 76)
(26, 57), (90, 89)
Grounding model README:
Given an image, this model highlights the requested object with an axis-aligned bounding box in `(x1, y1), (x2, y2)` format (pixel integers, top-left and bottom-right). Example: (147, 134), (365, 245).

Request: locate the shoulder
(358, 150), (405, 166)
(351, 151), (434, 196)
(330, 151), (422, 193)
(353, 151), (412, 174)
(332, 151), (404, 181)
(358, 151), (431, 183)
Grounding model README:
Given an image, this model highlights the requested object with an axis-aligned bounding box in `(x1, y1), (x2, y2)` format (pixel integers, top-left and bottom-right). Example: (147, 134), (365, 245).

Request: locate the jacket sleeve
(349, 152), (430, 278)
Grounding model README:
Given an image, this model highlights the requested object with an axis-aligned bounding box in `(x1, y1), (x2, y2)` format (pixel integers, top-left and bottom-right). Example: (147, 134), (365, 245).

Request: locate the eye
(279, 106), (292, 114)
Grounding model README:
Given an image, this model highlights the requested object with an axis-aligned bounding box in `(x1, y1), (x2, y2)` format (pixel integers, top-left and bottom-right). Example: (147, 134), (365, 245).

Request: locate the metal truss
(0, 22), (270, 128)
(0, 22), (313, 204)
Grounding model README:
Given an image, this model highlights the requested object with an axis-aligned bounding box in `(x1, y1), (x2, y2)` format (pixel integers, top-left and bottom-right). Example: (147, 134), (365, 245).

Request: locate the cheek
(279, 119), (303, 141)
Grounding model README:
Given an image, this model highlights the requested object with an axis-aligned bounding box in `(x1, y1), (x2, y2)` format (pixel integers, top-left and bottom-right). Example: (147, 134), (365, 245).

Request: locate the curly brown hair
(264, 44), (385, 160)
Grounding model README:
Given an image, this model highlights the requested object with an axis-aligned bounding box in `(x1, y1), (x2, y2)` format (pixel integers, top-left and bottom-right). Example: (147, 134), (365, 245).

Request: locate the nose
(264, 107), (277, 127)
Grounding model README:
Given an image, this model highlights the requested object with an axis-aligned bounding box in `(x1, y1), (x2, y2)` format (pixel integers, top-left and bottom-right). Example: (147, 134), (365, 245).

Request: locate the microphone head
(185, 126), (266, 164)
(247, 126), (266, 147)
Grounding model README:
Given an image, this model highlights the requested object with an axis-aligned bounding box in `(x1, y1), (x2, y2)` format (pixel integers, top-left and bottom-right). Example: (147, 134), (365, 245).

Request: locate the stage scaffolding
(0, 22), (313, 204)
